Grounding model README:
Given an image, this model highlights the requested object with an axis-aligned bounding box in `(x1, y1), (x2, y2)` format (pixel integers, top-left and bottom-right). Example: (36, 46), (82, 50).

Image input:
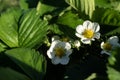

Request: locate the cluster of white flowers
(47, 20), (120, 65)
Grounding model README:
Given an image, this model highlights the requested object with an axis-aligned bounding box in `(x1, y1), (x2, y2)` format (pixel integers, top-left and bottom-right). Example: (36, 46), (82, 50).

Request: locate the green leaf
(19, 0), (39, 9)
(111, 1), (120, 12)
(95, 0), (120, 12)
(57, 11), (83, 29)
(58, 25), (76, 39)
(19, 0), (29, 10)
(0, 67), (30, 80)
(57, 11), (83, 39)
(5, 48), (46, 80)
(48, 24), (63, 35)
(107, 66), (120, 80)
(92, 8), (120, 35)
(0, 8), (21, 47)
(107, 47), (120, 80)
(108, 47), (120, 70)
(93, 8), (120, 26)
(36, 1), (56, 16)
(0, 41), (7, 52)
(101, 9), (120, 26)
(19, 9), (48, 48)
(95, 0), (112, 8)
(65, 0), (95, 18)
(85, 73), (107, 80)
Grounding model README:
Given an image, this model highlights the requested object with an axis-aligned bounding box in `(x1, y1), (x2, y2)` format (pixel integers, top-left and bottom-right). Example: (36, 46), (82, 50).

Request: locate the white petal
(117, 43), (120, 47)
(83, 20), (92, 29)
(108, 36), (119, 45)
(94, 32), (100, 39)
(101, 50), (111, 56)
(101, 42), (105, 49)
(112, 43), (120, 49)
(50, 40), (61, 51)
(92, 22), (100, 32)
(91, 38), (95, 41)
(51, 57), (61, 65)
(75, 33), (84, 38)
(76, 25), (85, 34)
(60, 57), (70, 65)
(88, 23), (93, 30)
(66, 49), (72, 56)
(81, 38), (91, 44)
(65, 42), (71, 50)
(47, 50), (55, 59)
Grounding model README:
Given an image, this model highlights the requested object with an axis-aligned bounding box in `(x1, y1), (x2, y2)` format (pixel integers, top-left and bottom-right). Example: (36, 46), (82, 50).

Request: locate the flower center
(82, 29), (94, 38)
(54, 47), (65, 58)
(103, 42), (112, 51)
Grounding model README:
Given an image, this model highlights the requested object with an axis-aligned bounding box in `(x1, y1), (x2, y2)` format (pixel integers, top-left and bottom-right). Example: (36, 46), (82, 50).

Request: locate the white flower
(101, 36), (120, 55)
(47, 40), (72, 65)
(75, 20), (100, 44)
(74, 40), (81, 48)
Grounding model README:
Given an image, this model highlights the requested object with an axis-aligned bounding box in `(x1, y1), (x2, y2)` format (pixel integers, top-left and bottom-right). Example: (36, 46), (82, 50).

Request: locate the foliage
(0, 0), (120, 80)
(18, 9), (48, 48)
(107, 47), (120, 80)
(5, 48), (46, 80)
(0, 67), (30, 80)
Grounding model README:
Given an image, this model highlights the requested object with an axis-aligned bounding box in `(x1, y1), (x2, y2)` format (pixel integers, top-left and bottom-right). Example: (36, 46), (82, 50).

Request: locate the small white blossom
(101, 36), (120, 55)
(47, 40), (72, 65)
(75, 20), (100, 44)
(74, 40), (81, 48)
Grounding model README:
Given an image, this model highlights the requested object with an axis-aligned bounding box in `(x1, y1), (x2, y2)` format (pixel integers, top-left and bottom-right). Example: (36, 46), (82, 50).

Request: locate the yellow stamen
(82, 29), (94, 38)
(103, 43), (112, 51)
(54, 47), (65, 58)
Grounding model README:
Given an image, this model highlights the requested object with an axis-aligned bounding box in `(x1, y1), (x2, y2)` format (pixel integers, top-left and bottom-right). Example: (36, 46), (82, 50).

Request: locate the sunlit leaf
(85, 73), (107, 80)
(36, 1), (56, 16)
(57, 11), (83, 39)
(65, 0), (95, 18)
(19, 9), (48, 48)
(111, 1), (120, 12)
(85, 73), (97, 80)
(5, 48), (46, 80)
(0, 67), (30, 80)
(107, 66), (120, 80)
(0, 8), (21, 47)
(57, 11), (83, 29)
(19, 0), (29, 9)
(19, 0), (40, 9)
(0, 41), (7, 52)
